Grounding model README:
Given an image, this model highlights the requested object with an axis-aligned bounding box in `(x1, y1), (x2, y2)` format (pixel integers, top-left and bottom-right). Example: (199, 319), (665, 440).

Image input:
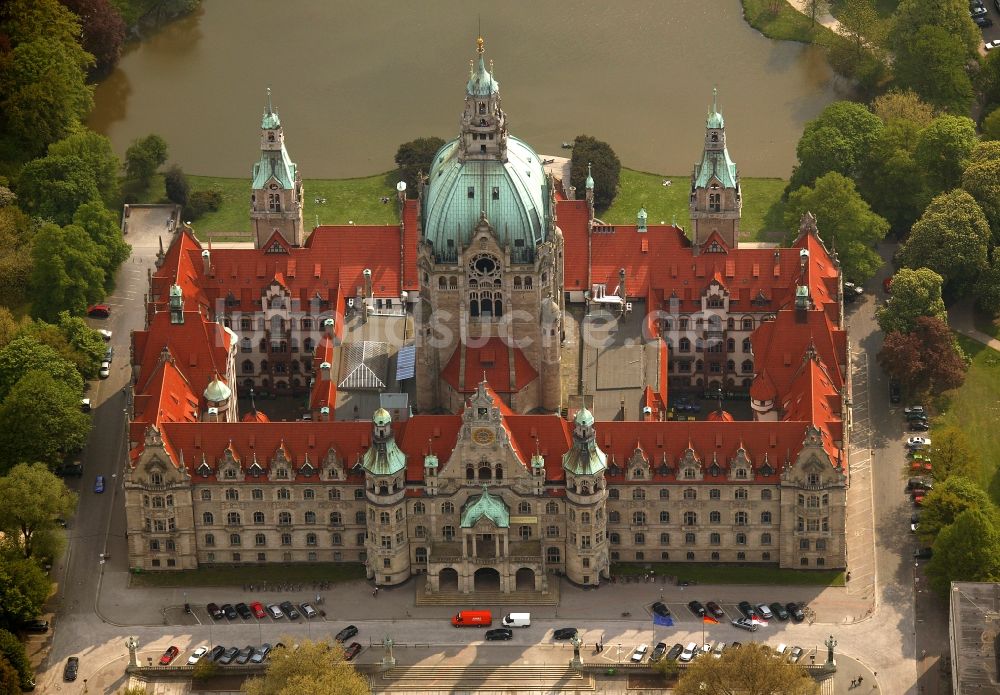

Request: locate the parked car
(651, 601), (671, 618)
(678, 642), (697, 662)
(914, 547), (933, 559)
(787, 602), (805, 622)
(910, 512), (921, 533)
(235, 602), (252, 620)
(889, 380), (902, 404)
(217, 647), (239, 665)
(631, 644), (649, 662)
(104, 346), (114, 362)
(81, 398), (91, 412)
(485, 628), (513, 641)
(687, 600), (706, 617)
(344, 642), (363, 661)
(650, 642), (668, 663)
(731, 617), (758, 632)
(666, 643), (684, 661)
(713, 642), (726, 658)
(906, 411), (928, 422)
(63, 656), (79, 681)
(235, 646), (255, 665)
(909, 420), (930, 432)
(699, 643), (714, 658)
(250, 601), (267, 619)
(98, 329), (112, 341)
(159, 645), (179, 665)
(21, 619), (49, 633)
(87, 304), (110, 318)
(207, 645), (226, 662)
(737, 601), (756, 619)
(250, 643), (272, 664)
(299, 602), (318, 619)
(207, 603), (224, 620)
(843, 281), (864, 302)
(279, 601), (300, 620)
(755, 603), (774, 620)
(906, 436), (931, 449)
(94, 475), (105, 493)
(706, 601), (725, 620)
(907, 477), (933, 491)
(553, 627), (578, 640)
(221, 603), (238, 620)
(187, 646), (209, 665)
(99, 361), (110, 378)
(335, 625), (359, 643)
(904, 405), (926, 415)
(790, 646), (804, 663)
(912, 490), (926, 506)
(976, 14), (994, 27)
(769, 602), (789, 621)
(266, 604), (283, 619)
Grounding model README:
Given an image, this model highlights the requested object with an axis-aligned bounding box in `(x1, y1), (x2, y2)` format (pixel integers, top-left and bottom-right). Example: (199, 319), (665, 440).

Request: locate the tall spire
(266, 86), (273, 115)
(261, 86), (280, 129)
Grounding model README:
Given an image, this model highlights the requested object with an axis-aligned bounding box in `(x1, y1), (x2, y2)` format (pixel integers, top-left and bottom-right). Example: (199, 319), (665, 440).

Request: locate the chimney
(201, 249), (211, 275)
(363, 268), (373, 298)
(319, 361), (332, 381)
(319, 405), (331, 422)
(323, 317), (335, 337)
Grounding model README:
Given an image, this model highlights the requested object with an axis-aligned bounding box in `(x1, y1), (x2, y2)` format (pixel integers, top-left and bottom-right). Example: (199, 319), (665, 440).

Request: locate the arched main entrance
(438, 567), (459, 592)
(474, 567), (501, 591)
(515, 567), (535, 591)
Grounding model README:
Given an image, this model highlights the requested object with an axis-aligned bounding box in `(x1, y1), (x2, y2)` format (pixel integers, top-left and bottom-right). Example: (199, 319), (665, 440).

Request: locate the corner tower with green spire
(689, 87), (742, 250)
(250, 88), (304, 248)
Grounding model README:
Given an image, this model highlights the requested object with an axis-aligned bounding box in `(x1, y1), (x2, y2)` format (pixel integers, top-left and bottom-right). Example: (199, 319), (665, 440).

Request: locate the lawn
(129, 562), (366, 588)
(741, 0), (849, 46)
(935, 336), (1000, 504)
(611, 562), (845, 586)
(599, 169), (788, 243)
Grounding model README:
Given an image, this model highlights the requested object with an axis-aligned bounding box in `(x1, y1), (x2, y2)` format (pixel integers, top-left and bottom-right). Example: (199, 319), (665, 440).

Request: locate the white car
(699, 642), (713, 658)
(187, 646), (209, 665)
(904, 405), (925, 415)
(98, 329), (112, 341)
(987, 39), (1000, 51)
(679, 642), (697, 662)
(713, 642), (726, 658)
(906, 436), (931, 449)
(99, 361), (110, 379)
(630, 644), (648, 662)
(755, 603), (774, 620)
(267, 604), (284, 619)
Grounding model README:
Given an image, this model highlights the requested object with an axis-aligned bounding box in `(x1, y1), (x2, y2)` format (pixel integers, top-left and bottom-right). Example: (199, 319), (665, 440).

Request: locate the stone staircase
(372, 664), (595, 693)
(414, 576), (560, 606)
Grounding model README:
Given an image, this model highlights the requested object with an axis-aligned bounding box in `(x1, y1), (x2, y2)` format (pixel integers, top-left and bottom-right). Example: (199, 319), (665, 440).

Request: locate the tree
(58, 0), (126, 76)
(878, 316), (967, 394)
(0, 463), (77, 559)
(0, 629), (32, 690)
(164, 165), (190, 207)
(892, 26), (974, 114)
(981, 108), (1000, 142)
(47, 129), (121, 206)
(871, 89), (935, 127)
(974, 251), (1000, 315)
(889, 0), (980, 59)
(914, 115), (977, 193)
(124, 134), (168, 188)
(0, 656), (21, 695)
(242, 639), (369, 695)
(789, 101), (884, 190)
(0, 551), (50, 631)
(856, 119), (929, 232)
(29, 222), (106, 321)
(0, 334), (83, 403)
(926, 508), (1000, 595)
(926, 426), (979, 482)
(876, 267), (947, 334)
(393, 137), (445, 195)
(15, 154), (101, 225)
(917, 475), (991, 542)
(72, 201), (131, 290)
(0, 207), (36, 307)
(0, 309), (25, 351)
(56, 311), (105, 378)
(898, 190), (990, 297)
(962, 158), (1000, 245)
(978, 48), (1000, 115)
(570, 135), (622, 211)
(652, 656), (680, 682)
(0, 371), (90, 472)
(783, 172), (889, 283)
(804, 0), (828, 25)
(827, 0), (887, 93)
(674, 642), (818, 695)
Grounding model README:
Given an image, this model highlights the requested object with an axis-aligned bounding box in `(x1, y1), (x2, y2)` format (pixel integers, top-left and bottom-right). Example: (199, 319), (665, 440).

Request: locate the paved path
(948, 298), (1000, 353)
(785, 0), (847, 36)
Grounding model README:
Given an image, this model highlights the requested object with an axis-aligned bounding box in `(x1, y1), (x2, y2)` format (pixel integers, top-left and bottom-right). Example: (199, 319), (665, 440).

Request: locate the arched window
(735, 511), (749, 525)
(332, 533), (342, 545)
(242, 360), (254, 374)
(413, 502), (425, 514)
(609, 511), (620, 523)
(306, 533), (317, 546)
(726, 338), (736, 352)
(518, 501), (532, 514)
(632, 511), (646, 525)
(735, 488), (748, 500)
(659, 511), (670, 523)
(632, 488), (645, 500)
(278, 511), (292, 525)
(449, 276), (458, 289)
(227, 512), (241, 525)
(439, 277), (447, 289)
(761, 489), (772, 500)
(441, 502), (454, 514)
(684, 488), (697, 500)
(355, 511), (365, 524)
(546, 547), (560, 563)
(683, 511), (697, 525)
(736, 533), (747, 545)
(659, 488), (669, 500)
(466, 466), (475, 481)
(255, 533), (266, 546)
(807, 495), (820, 508)
(328, 488), (340, 500)
(204, 533), (215, 546)
(710, 532), (721, 545)
(304, 511), (316, 524)
(742, 338), (752, 352)
(277, 488), (290, 500)
(710, 511), (721, 523)
(443, 525), (455, 540)
(229, 533), (241, 546)
(581, 512), (591, 523)
(202, 512), (214, 525)
(679, 338), (691, 352)
(742, 317), (754, 330)
(609, 532), (620, 545)
(760, 511), (772, 524)
(546, 502), (559, 514)
(330, 512), (342, 525)
(479, 464), (491, 480)
(742, 360), (754, 373)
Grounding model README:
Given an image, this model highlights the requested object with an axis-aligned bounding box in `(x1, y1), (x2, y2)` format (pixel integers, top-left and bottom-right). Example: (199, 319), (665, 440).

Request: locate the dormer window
(224, 468), (236, 479)
(276, 468), (289, 479)
(197, 462), (212, 477)
(268, 132), (275, 142)
(149, 472), (163, 486)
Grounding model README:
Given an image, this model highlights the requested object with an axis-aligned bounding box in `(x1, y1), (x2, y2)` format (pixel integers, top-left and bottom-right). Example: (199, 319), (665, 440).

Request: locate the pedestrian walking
(858, 676), (864, 686)
(850, 678), (857, 688)
(373, 586), (379, 597)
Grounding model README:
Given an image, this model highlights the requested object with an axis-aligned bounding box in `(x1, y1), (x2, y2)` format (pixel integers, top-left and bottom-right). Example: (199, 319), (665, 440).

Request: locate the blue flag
(653, 614), (674, 627)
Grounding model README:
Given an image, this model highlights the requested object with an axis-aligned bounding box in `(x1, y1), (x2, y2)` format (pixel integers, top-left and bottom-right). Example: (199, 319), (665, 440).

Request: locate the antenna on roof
(249, 386), (257, 415)
(427, 437), (434, 456)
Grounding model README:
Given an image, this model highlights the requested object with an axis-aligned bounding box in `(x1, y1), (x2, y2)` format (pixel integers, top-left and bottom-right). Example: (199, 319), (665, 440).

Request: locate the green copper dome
(706, 86), (724, 129)
(204, 374), (231, 403)
(467, 37), (499, 96)
(461, 486), (509, 528)
(574, 407), (595, 427)
(373, 407), (392, 426)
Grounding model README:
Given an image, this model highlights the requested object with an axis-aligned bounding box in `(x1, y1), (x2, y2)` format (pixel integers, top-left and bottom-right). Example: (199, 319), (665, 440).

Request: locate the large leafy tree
(0, 463), (77, 559)
(393, 136), (445, 195)
(927, 508), (1000, 595)
(29, 222), (106, 321)
(857, 119), (928, 233)
(827, 0), (888, 93)
(978, 48), (1000, 116)
(56, 311), (105, 378)
(570, 134), (621, 211)
(962, 158), (1000, 245)
(917, 475), (992, 543)
(876, 267), (947, 334)
(0, 207), (37, 308)
(0, 656), (20, 694)
(47, 130), (121, 206)
(0, 371), (90, 472)
(0, 629), (32, 690)
(72, 201), (131, 290)
(58, 0), (126, 76)
(891, 26), (974, 115)
(870, 89), (935, 127)
(927, 426), (979, 483)
(0, 334), (83, 403)
(243, 639), (369, 695)
(889, 0), (980, 58)
(124, 133), (168, 188)
(0, 551), (50, 631)
(974, 251), (1000, 316)
(913, 115), (978, 193)
(783, 172), (888, 283)
(898, 190), (990, 297)
(789, 101), (883, 190)
(878, 316), (967, 395)
(15, 154), (101, 225)
(674, 642), (818, 695)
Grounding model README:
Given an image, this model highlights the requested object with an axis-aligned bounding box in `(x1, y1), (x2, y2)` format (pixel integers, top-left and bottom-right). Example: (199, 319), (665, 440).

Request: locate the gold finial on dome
(477, 35), (485, 54)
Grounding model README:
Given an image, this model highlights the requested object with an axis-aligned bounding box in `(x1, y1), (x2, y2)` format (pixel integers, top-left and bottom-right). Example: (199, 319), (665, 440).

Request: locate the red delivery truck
(451, 610), (492, 627)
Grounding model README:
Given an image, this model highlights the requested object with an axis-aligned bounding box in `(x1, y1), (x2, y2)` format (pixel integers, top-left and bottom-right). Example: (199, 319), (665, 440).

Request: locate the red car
(159, 645), (179, 665)
(250, 601), (267, 619)
(344, 642), (363, 661)
(87, 304), (111, 318)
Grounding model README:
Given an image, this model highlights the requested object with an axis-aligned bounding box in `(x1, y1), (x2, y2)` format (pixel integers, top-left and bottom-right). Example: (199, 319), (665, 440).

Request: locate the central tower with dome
(415, 37), (564, 415)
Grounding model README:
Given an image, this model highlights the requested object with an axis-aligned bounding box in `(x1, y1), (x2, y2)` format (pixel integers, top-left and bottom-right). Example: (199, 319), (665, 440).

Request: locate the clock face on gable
(472, 428), (495, 445)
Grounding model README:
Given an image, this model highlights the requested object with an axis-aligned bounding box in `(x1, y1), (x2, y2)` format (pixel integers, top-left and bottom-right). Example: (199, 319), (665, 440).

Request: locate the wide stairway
(372, 664), (596, 693)
(415, 577), (561, 606)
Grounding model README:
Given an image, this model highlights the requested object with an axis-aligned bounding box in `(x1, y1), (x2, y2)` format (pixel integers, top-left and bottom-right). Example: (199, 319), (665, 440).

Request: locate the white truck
(501, 612), (531, 627)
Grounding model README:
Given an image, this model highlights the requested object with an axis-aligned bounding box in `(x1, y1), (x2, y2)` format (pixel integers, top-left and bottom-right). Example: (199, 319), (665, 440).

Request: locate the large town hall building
(124, 39), (851, 594)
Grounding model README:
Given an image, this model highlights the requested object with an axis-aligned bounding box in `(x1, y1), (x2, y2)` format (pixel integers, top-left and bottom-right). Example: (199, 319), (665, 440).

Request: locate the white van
(679, 642), (697, 662)
(501, 612), (531, 627)
(775, 643), (788, 659)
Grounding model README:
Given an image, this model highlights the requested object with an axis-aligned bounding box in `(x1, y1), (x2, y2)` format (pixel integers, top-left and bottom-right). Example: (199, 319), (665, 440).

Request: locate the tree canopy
(124, 133), (168, 188)
(393, 136), (445, 195)
(917, 475), (993, 543)
(913, 115), (977, 193)
(975, 251), (1000, 316)
(58, 0), (127, 76)
(927, 426), (979, 483)
(891, 25), (974, 114)
(0, 463), (77, 559)
(889, 0), (980, 59)
(673, 642), (818, 695)
(72, 201), (131, 291)
(29, 222), (106, 321)
(856, 119), (928, 232)
(870, 89), (935, 127)
(242, 639), (369, 695)
(15, 154), (101, 225)
(876, 267), (947, 334)
(962, 155), (1000, 246)
(0, 629), (32, 690)
(878, 316), (967, 395)
(0, 551), (50, 631)
(783, 171), (888, 283)
(927, 508), (1000, 595)
(0, 334), (83, 403)
(47, 129), (121, 206)
(570, 134), (621, 211)
(0, 370), (90, 472)
(789, 101), (884, 190)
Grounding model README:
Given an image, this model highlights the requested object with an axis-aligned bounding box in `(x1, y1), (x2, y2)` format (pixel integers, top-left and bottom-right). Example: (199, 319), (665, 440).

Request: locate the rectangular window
(799, 539), (810, 550)
(492, 187), (499, 200)
(581, 535), (591, 549)
(383, 558), (391, 568)
(467, 186), (475, 199)
(582, 558), (590, 568)
(381, 536), (392, 550)
(257, 553), (266, 562)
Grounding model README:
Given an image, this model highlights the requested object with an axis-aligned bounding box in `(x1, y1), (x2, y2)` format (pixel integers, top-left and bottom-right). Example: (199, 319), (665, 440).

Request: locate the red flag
(703, 615), (719, 624)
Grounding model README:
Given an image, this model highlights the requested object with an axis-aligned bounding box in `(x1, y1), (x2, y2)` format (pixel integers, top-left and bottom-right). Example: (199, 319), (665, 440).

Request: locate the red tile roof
(441, 338), (539, 394)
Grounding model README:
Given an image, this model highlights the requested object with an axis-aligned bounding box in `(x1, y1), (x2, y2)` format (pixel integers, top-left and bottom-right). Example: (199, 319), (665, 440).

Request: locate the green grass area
(599, 169), (788, 242)
(973, 310), (1000, 341)
(611, 562), (845, 586)
(935, 335), (1000, 503)
(741, 0), (848, 45)
(829, 0), (899, 19)
(129, 562), (366, 588)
